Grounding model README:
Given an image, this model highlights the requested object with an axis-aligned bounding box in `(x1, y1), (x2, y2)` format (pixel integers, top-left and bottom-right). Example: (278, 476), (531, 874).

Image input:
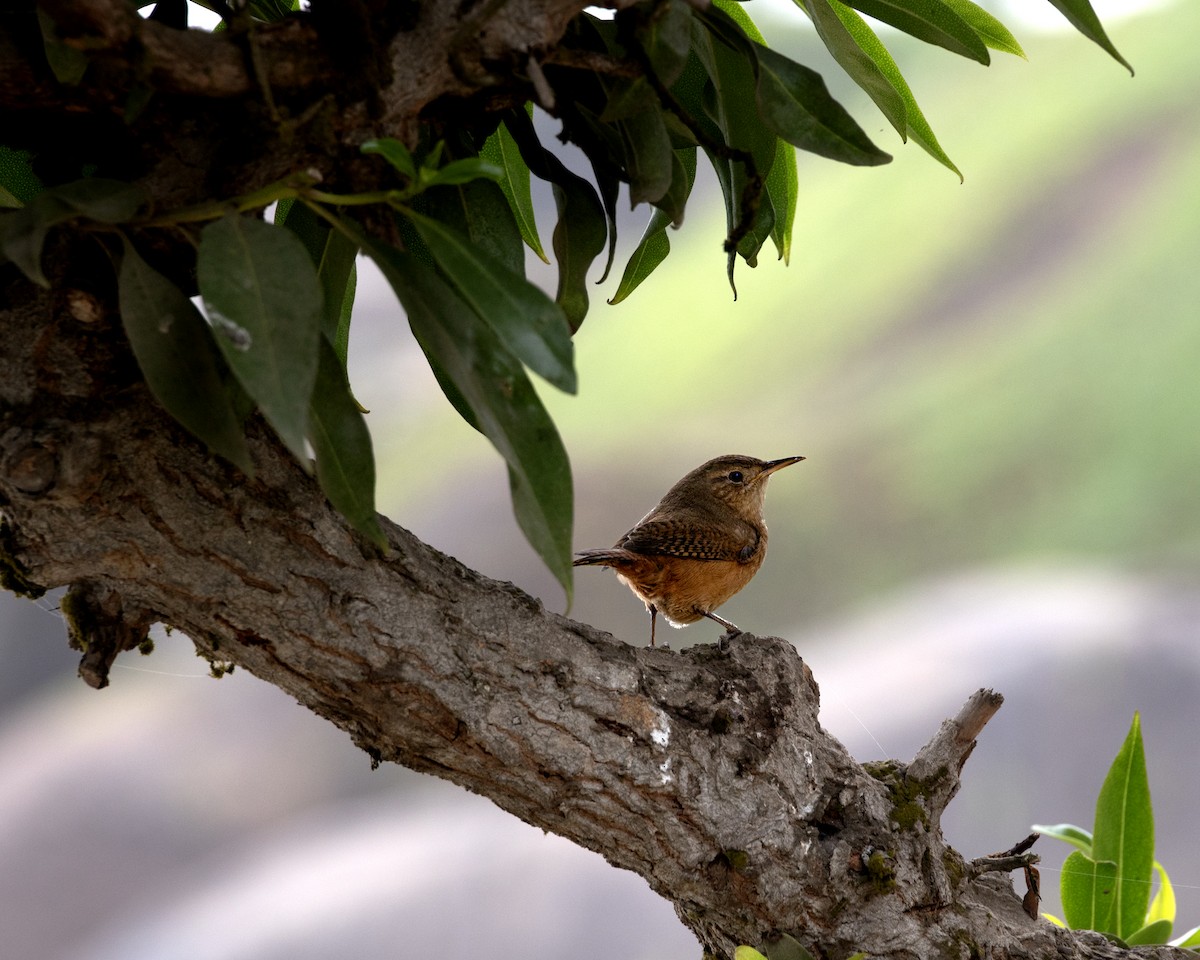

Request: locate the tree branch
(1, 279), (1192, 960)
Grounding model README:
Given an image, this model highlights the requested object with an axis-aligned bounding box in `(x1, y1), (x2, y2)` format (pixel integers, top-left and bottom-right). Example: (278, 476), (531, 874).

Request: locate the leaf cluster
(1, 0), (1131, 593)
(1033, 714), (1200, 950)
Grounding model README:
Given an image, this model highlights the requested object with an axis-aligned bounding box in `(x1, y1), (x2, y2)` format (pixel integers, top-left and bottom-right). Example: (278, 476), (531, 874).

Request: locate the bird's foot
(717, 628), (742, 652)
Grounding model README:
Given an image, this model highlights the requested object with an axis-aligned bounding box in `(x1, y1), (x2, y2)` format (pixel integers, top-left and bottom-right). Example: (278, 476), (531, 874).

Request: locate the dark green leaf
(636, 0), (695, 88)
(754, 43), (891, 166)
(655, 145), (698, 228)
(503, 109), (607, 332)
(802, 0), (961, 179)
(36, 9), (89, 85)
(361, 238), (574, 600)
(412, 176), (524, 276)
(405, 210), (576, 393)
(762, 932), (818, 960)
(275, 200), (359, 365)
(616, 106), (675, 206)
(308, 337), (385, 546)
(197, 216), (322, 463)
(1042, 0), (1133, 73)
(1061, 851), (1117, 933)
(53, 178), (146, 222)
(361, 138), (416, 179)
(1092, 713), (1155, 938)
(480, 118), (549, 263)
(840, 0), (989, 63)
(117, 239), (252, 472)
(0, 195), (72, 286)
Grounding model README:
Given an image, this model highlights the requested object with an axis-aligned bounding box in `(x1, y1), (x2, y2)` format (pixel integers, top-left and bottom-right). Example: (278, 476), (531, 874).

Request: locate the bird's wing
(617, 515), (759, 562)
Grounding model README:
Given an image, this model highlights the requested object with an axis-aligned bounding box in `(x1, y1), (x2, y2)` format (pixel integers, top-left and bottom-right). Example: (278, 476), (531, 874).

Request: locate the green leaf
(502, 109), (607, 332)
(361, 238), (574, 601)
(615, 106), (675, 206)
(766, 137), (798, 263)
(0, 146), (43, 207)
(608, 210), (672, 306)
(762, 932), (817, 960)
(609, 148), (697, 305)
(1092, 713), (1155, 939)
(753, 43), (897, 168)
(52, 178), (146, 222)
(481, 118), (548, 263)
(0, 177), (146, 286)
(1146, 862), (1176, 927)
(361, 138), (416, 179)
(0, 195), (72, 286)
(637, 0), (694, 88)
(421, 157), (504, 187)
(404, 210), (577, 393)
(938, 0), (1025, 57)
(839, 0), (989, 63)
(308, 338), (385, 546)
(412, 175), (525, 276)
(197, 215), (323, 463)
(276, 200), (359, 362)
(734, 949), (768, 960)
(1126, 919), (1172, 946)
(1060, 850), (1117, 933)
(1171, 924), (1200, 949)
(802, 0), (961, 179)
(36, 9), (89, 85)
(117, 239), (252, 472)
(1042, 0), (1133, 74)
(1031, 822), (1094, 856)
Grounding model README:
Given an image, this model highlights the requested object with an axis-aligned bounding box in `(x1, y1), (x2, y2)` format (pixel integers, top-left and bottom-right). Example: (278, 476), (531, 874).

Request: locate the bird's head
(668, 454), (805, 519)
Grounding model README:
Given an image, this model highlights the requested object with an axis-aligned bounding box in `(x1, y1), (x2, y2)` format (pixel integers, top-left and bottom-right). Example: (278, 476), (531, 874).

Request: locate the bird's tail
(572, 548), (635, 569)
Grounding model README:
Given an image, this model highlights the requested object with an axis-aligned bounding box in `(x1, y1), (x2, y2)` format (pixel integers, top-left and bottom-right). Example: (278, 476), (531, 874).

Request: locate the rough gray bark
(0, 4), (1191, 959)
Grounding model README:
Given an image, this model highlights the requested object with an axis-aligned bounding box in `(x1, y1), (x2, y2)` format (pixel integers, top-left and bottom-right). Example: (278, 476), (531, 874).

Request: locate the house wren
(574, 454), (804, 647)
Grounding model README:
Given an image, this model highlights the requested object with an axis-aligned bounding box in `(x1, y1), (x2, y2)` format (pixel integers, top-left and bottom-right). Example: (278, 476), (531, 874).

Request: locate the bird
(574, 454), (804, 647)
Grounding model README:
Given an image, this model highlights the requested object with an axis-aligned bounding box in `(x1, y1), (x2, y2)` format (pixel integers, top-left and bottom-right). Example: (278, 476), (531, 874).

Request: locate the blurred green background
(2, 1), (1198, 957)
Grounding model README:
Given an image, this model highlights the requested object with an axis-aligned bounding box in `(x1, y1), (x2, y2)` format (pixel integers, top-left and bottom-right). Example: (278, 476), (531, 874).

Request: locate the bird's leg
(648, 605), (670, 649)
(701, 611), (741, 651)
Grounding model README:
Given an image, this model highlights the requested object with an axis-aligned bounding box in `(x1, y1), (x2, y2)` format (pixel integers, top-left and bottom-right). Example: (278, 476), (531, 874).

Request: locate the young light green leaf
(1170, 924), (1200, 949)
(308, 338), (385, 547)
(1092, 712), (1155, 939)
(1126, 919), (1172, 946)
(766, 137), (798, 263)
(1060, 851), (1117, 933)
(117, 239), (252, 472)
(1032, 822), (1094, 856)
(405, 209), (576, 394)
(1146, 862), (1176, 927)
(1042, 0), (1133, 74)
(361, 238), (574, 601)
(361, 137), (417, 179)
(840, 0), (989, 63)
(733, 948), (768, 960)
(481, 118), (549, 263)
(197, 215), (322, 463)
(938, 0), (1025, 57)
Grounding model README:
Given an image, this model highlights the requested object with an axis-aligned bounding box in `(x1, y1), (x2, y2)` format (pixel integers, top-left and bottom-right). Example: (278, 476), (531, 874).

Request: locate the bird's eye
(727, 471), (744, 483)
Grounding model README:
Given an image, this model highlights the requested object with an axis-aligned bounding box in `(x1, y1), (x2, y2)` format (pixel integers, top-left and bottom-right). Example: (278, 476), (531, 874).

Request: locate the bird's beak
(760, 456), (805, 477)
